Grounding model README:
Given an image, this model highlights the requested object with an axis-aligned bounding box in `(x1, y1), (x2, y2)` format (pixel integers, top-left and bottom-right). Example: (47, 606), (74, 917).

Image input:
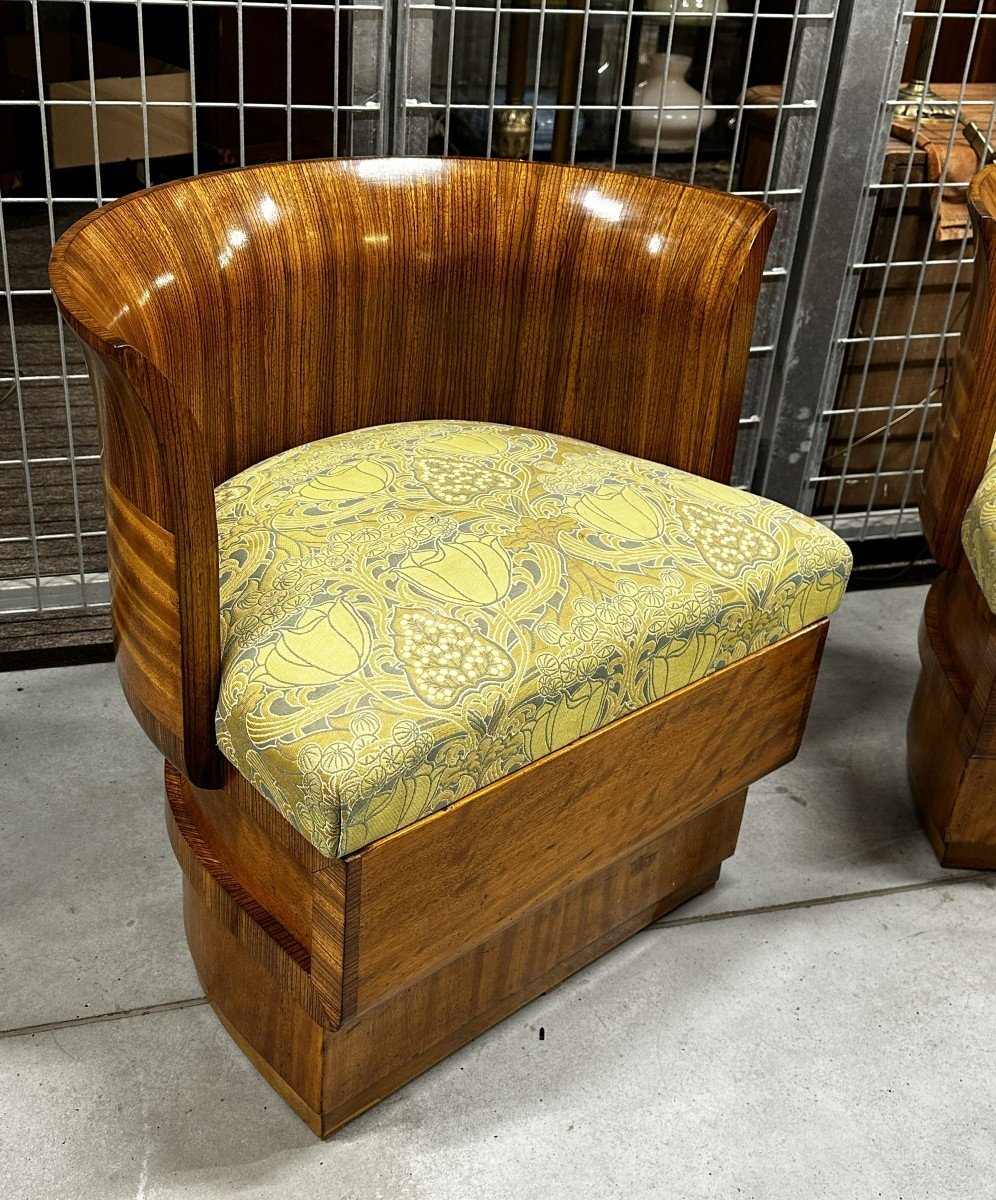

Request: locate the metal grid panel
(0, 0), (389, 634)
(800, 0), (996, 542)
(394, 0), (840, 489)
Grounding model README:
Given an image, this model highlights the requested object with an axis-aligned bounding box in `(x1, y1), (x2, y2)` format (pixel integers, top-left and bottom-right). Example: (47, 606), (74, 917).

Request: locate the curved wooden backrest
(50, 157), (774, 787)
(920, 165), (996, 570)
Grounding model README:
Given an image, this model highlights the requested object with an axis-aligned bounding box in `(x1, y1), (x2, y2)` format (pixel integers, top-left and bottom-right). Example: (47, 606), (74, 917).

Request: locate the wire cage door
(761, 0), (996, 552)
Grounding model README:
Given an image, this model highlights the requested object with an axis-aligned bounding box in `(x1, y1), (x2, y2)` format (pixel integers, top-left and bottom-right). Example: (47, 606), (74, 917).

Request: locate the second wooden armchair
(50, 157), (851, 1135)
(908, 164), (996, 870)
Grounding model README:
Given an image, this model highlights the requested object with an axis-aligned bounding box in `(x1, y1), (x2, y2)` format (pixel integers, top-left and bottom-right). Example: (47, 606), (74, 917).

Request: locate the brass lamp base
(493, 108), (533, 159)
(894, 80), (954, 122)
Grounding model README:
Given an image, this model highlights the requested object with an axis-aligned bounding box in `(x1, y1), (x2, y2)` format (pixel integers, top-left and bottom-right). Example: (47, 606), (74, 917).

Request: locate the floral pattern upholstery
(963, 442), (996, 612)
(215, 421), (852, 857)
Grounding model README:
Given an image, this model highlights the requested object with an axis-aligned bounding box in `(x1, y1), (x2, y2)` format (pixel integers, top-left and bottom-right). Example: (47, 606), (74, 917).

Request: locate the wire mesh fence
(0, 0), (390, 645)
(0, 0), (841, 649)
(802, 0), (996, 543)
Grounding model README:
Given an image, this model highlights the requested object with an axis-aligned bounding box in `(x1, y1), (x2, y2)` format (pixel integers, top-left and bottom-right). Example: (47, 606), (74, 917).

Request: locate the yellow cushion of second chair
(215, 421), (852, 858)
(963, 442), (996, 612)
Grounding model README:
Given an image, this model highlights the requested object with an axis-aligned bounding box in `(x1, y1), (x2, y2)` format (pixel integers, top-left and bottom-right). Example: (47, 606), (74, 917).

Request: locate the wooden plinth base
(908, 570), (996, 870)
(165, 621), (828, 1136)
(179, 802), (732, 1136)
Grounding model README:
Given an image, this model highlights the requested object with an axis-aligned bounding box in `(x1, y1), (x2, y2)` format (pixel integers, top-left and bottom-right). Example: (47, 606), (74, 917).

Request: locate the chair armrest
(79, 341), (225, 788)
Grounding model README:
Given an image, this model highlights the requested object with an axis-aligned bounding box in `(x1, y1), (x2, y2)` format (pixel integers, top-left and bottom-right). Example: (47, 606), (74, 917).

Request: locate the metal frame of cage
(762, 0), (996, 544)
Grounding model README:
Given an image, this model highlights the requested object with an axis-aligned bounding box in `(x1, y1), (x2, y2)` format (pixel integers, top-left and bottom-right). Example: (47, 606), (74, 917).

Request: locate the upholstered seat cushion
(215, 421), (852, 857)
(963, 443), (996, 611)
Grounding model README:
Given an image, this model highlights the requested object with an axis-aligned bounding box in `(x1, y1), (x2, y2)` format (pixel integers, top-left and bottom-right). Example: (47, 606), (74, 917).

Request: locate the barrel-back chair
(50, 157), (851, 1135)
(909, 164), (996, 869)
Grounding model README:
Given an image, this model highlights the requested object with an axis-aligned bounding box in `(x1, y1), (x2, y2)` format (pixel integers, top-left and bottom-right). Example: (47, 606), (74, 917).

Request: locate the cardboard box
(50, 67), (192, 168)
(5, 33), (193, 170)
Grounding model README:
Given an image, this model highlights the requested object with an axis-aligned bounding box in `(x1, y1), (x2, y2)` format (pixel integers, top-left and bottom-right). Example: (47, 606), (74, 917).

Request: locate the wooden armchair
(908, 164), (996, 870)
(50, 158), (851, 1135)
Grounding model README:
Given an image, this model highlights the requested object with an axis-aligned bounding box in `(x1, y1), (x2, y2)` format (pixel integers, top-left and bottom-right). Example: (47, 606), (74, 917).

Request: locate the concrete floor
(1, 583), (994, 1199)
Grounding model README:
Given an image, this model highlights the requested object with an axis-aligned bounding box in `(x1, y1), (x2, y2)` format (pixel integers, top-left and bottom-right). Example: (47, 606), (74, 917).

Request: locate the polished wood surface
(51, 158), (774, 785)
(908, 164), (996, 869)
(103, 479), (183, 766)
(48, 159), (839, 1135)
(168, 623), (825, 1136)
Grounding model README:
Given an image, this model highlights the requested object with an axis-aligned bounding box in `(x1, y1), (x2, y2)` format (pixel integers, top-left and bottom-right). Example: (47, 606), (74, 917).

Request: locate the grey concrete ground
(1, 583), (994, 1199)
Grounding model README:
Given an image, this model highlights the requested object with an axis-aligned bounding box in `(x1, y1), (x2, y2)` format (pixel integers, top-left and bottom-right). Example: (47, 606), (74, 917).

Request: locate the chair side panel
(345, 620), (827, 1018)
(104, 479), (186, 769)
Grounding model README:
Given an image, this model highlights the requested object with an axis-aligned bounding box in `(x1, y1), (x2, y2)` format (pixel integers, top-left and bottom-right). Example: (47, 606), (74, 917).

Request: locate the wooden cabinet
(192, 6), (351, 167)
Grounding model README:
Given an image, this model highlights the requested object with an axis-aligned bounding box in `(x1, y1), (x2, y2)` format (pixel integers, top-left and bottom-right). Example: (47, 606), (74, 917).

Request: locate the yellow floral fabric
(963, 442), (996, 611)
(215, 421), (851, 857)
